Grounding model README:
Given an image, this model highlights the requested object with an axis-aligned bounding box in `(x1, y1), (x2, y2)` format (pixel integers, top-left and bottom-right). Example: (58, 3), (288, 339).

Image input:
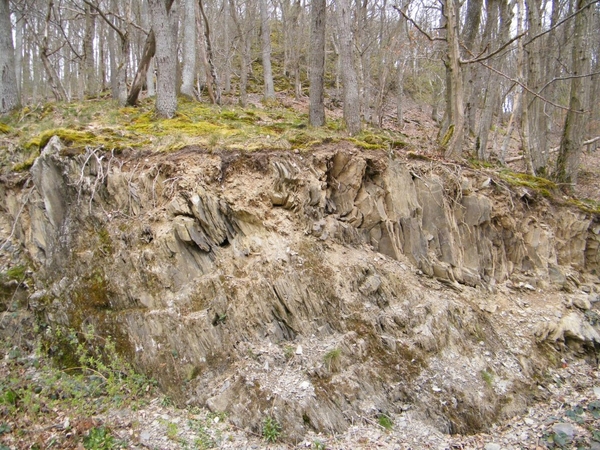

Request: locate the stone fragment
(552, 422), (575, 438)
(484, 443), (501, 450)
(572, 295), (591, 311)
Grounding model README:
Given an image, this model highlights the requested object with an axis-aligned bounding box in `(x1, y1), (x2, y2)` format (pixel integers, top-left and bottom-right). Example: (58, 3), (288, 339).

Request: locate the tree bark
(127, 31), (156, 105)
(555, 0), (591, 187)
(260, 0), (275, 101)
(148, 0), (178, 118)
(198, 0), (221, 104)
(335, 0), (361, 135)
(180, 0), (197, 99)
(83, 4), (96, 97)
(0, 0), (20, 113)
(309, 0), (326, 127)
(441, 0), (464, 158)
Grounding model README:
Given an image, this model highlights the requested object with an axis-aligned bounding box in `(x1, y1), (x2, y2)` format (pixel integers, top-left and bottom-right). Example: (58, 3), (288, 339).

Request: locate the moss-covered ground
(0, 96), (408, 174)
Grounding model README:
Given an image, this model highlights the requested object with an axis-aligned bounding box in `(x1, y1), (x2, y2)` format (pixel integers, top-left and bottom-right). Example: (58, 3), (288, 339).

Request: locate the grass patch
(377, 414), (393, 431)
(2, 97), (410, 173)
(323, 348), (342, 372)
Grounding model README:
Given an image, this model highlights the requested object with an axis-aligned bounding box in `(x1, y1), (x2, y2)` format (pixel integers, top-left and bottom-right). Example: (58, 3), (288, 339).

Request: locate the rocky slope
(1, 137), (600, 444)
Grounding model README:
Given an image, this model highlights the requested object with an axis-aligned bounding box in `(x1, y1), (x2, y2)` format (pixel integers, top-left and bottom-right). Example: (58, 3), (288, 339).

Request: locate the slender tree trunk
(84, 4), (96, 97)
(0, 0), (19, 113)
(555, 0), (592, 187)
(40, 0), (68, 102)
(181, 0), (197, 99)
(309, 0), (326, 127)
(127, 32), (155, 105)
(14, 10), (23, 103)
(198, 0), (221, 104)
(335, 0), (361, 135)
(524, 0), (548, 173)
(148, 0), (178, 118)
(260, 0), (275, 100)
(442, 0), (464, 158)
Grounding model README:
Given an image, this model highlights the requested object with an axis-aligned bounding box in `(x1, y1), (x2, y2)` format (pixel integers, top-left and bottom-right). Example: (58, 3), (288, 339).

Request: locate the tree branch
(460, 31), (527, 64)
(506, 136), (600, 163)
(523, 0), (600, 48)
(82, 0), (126, 42)
(392, 5), (445, 42)
(478, 60), (587, 113)
(538, 71), (600, 94)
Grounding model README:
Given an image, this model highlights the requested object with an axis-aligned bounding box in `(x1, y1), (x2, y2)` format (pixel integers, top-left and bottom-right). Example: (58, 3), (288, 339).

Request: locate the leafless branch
(392, 5), (445, 42)
(478, 61), (586, 114)
(538, 71), (600, 94)
(82, 0), (126, 42)
(506, 136), (600, 162)
(523, 0), (600, 48)
(460, 31), (527, 64)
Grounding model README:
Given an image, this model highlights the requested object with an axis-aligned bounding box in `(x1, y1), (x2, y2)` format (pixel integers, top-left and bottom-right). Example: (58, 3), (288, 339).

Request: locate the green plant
(377, 414), (393, 431)
(323, 348), (342, 372)
(166, 421), (179, 441)
(262, 416), (281, 443)
(83, 426), (115, 450)
(283, 345), (295, 360)
(480, 370), (494, 387)
(313, 440), (326, 450)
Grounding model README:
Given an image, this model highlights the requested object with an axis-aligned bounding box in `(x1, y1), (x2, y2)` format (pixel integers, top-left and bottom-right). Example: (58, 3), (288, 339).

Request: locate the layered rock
(1, 139), (599, 439)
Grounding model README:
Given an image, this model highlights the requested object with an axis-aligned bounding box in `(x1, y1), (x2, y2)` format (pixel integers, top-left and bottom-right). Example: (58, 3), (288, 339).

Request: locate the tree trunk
(335, 0), (361, 135)
(442, 0), (464, 158)
(198, 0), (221, 104)
(0, 0), (19, 113)
(524, 0), (548, 173)
(555, 0), (592, 187)
(84, 4), (96, 97)
(148, 0), (178, 118)
(309, 0), (326, 127)
(127, 32), (156, 105)
(180, 0), (197, 99)
(40, 0), (68, 102)
(260, 0), (275, 101)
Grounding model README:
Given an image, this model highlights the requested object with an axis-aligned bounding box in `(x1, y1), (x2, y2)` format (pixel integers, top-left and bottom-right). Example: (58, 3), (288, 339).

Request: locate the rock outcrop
(1, 140), (599, 439)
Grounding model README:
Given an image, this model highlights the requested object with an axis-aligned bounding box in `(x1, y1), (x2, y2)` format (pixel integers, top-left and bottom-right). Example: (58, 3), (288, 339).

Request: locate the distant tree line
(0, 0), (599, 185)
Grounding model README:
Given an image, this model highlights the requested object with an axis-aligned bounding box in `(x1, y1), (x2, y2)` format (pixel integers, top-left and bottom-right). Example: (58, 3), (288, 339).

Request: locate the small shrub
(262, 416), (281, 443)
(323, 348), (342, 372)
(83, 426), (115, 450)
(313, 440), (326, 450)
(377, 414), (393, 431)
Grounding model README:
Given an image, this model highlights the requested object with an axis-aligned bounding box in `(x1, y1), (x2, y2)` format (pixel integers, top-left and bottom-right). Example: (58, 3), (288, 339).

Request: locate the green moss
(567, 198), (600, 215)
(468, 158), (495, 169)
(26, 128), (97, 150)
(12, 153), (39, 172)
(440, 125), (454, 147)
(407, 151), (432, 161)
(499, 170), (557, 195)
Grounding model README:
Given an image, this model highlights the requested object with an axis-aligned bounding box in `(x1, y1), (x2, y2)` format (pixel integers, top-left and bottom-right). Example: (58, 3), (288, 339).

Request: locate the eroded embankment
(1, 138), (599, 439)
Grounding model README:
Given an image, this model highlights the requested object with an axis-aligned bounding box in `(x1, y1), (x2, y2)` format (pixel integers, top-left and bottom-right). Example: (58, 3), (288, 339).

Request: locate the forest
(0, 0), (599, 186)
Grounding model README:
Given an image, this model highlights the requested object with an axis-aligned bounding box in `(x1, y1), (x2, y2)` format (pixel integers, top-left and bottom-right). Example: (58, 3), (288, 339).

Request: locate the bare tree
(148, 0), (178, 118)
(0, 0), (20, 113)
(180, 0), (197, 99)
(335, 0), (361, 135)
(260, 0), (275, 101)
(309, 0), (326, 127)
(555, 0), (593, 186)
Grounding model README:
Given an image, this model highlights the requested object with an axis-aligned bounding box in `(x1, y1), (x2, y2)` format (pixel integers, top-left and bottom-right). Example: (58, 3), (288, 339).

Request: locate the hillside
(1, 96), (600, 449)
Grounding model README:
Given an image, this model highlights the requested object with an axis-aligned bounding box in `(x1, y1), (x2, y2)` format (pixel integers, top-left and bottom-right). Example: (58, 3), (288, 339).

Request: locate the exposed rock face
(1, 140), (599, 439)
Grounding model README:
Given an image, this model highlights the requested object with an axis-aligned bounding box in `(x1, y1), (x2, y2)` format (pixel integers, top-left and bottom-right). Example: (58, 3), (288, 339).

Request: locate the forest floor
(1, 93), (600, 449)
